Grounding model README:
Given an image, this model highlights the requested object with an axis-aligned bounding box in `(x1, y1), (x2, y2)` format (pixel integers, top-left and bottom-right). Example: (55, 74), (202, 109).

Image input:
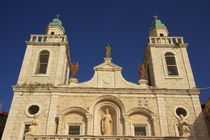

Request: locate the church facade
(2, 17), (209, 140)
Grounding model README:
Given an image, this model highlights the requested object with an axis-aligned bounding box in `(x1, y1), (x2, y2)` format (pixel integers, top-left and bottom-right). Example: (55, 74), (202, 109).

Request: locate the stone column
(123, 114), (130, 136)
(151, 114), (157, 136)
(86, 113), (92, 135)
(156, 94), (169, 136)
(46, 93), (59, 134)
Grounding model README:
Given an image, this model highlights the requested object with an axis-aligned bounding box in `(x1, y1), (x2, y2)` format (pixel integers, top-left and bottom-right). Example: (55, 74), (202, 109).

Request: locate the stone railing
(29, 34), (68, 43)
(25, 135), (189, 140)
(148, 36), (184, 45)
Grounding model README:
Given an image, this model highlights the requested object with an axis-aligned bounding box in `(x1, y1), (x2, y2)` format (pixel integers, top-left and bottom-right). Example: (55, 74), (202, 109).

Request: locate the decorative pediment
(67, 58), (148, 89)
(94, 58), (122, 71)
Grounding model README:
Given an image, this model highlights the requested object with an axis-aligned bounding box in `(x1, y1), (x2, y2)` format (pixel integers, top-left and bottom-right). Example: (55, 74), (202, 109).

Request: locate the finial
(153, 15), (158, 20)
(56, 14), (60, 19)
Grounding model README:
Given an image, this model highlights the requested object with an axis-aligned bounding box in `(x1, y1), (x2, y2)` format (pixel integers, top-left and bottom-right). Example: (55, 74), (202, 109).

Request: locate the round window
(176, 107), (187, 117)
(28, 105), (40, 115)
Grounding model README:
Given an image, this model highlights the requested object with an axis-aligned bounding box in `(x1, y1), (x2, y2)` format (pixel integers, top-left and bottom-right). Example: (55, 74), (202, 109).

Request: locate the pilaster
(123, 114), (129, 136)
(46, 92), (59, 134)
(151, 114), (157, 136)
(156, 94), (169, 136)
(85, 113), (92, 135)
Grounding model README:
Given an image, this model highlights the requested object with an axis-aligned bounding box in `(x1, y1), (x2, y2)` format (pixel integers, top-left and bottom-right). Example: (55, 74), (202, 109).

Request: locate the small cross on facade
(56, 14), (60, 19)
(153, 15), (158, 19)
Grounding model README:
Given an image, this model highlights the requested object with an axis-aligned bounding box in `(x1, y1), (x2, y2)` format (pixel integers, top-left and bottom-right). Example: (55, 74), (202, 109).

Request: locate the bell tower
(148, 16), (169, 37)
(144, 17), (196, 89)
(17, 16), (71, 86)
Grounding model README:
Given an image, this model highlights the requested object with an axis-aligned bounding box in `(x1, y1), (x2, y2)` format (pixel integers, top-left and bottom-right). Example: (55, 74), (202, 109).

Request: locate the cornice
(25, 41), (68, 46)
(12, 85), (200, 95)
(147, 43), (188, 48)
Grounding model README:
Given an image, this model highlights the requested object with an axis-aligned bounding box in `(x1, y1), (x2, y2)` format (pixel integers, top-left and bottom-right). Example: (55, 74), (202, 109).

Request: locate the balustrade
(148, 36), (184, 45)
(29, 34), (67, 43)
(25, 135), (188, 140)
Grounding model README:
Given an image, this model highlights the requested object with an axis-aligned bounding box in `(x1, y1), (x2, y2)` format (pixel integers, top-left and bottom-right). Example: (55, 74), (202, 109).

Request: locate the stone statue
(71, 62), (79, 78)
(178, 114), (191, 136)
(101, 108), (112, 135)
(105, 43), (111, 58)
(138, 64), (145, 79)
(28, 115), (38, 134)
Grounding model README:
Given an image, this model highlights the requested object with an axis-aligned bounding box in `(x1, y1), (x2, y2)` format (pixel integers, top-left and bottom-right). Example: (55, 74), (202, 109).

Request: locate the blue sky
(0, 0), (210, 112)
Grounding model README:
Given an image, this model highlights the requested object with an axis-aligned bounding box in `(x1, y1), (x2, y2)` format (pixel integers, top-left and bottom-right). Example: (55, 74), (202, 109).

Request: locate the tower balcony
(28, 34), (68, 43)
(25, 135), (189, 140)
(148, 36), (185, 45)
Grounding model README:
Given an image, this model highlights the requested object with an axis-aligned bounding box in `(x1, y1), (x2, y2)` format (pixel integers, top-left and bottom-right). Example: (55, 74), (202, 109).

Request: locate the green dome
(149, 19), (166, 31)
(49, 18), (64, 29)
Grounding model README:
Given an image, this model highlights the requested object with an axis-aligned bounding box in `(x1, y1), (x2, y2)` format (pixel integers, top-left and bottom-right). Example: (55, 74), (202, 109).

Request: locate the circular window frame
(25, 104), (41, 118)
(50, 32), (55, 35)
(174, 106), (189, 119)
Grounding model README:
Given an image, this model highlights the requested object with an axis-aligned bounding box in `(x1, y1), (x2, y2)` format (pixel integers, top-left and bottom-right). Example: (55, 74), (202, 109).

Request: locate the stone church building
(2, 17), (209, 140)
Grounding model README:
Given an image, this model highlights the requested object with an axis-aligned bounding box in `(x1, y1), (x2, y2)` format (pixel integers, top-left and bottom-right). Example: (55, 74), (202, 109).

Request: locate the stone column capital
(85, 113), (92, 120)
(122, 114), (129, 119)
(151, 114), (157, 120)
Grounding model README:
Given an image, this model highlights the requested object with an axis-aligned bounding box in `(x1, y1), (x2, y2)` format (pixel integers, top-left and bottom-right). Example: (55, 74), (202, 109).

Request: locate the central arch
(90, 95), (126, 136)
(90, 95), (126, 114)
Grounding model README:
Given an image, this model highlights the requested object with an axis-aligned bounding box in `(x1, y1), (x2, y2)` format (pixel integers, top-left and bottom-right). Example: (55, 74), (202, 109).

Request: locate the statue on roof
(138, 64), (145, 79)
(105, 43), (111, 58)
(71, 62), (79, 78)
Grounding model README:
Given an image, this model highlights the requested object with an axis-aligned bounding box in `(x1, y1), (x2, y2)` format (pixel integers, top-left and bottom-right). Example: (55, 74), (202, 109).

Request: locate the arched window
(165, 52), (178, 76)
(36, 50), (50, 74)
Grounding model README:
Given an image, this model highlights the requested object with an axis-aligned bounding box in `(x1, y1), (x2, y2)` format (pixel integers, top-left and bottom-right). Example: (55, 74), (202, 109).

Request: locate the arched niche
(92, 96), (125, 136)
(93, 102), (122, 136)
(58, 107), (89, 135)
(127, 107), (156, 136)
(90, 95), (126, 114)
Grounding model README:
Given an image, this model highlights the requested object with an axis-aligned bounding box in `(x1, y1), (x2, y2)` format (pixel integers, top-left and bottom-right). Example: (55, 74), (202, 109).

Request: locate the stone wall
(17, 44), (69, 85)
(2, 92), (51, 140)
(148, 46), (196, 89)
(2, 87), (209, 140)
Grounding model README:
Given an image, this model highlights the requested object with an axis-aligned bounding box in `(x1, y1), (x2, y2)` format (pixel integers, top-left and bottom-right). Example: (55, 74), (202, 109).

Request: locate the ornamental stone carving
(178, 114), (191, 136)
(28, 116), (39, 135)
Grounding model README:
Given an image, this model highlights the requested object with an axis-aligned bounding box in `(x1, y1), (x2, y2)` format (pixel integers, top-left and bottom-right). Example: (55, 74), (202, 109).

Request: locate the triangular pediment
(94, 58), (122, 71)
